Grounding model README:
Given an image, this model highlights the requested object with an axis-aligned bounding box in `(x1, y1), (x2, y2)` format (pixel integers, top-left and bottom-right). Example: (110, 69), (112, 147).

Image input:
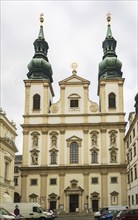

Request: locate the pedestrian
(14, 205), (20, 219)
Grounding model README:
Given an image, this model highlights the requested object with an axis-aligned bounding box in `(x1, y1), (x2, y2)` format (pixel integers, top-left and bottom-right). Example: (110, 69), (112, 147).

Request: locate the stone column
(43, 82), (49, 123)
(120, 171), (127, 205)
(119, 128), (126, 163)
(59, 173), (65, 208)
(41, 129), (48, 165)
(24, 82), (31, 124)
(21, 174), (27, 202)
(83, 129), (89, 165)
(22, 130), (29, 166)
(83, 84), (88, 123)
(60, 85), (65, 124)
(100, 129), (107, 164)
(40, 173), (47, 209)
(101, 170), (108, 207)
(59, 129), (65, 166)
(99, 81), (106, 113)
(83, 172), (89, 208)
(118, 80), (124, 112)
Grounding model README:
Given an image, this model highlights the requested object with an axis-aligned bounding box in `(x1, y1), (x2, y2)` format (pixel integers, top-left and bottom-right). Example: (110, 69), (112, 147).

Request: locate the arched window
(51, 152), (57, 164)
(91, 151), (98, 163)
(108, 93), (116, 108)
(33, 94), (40, 110)
(70, 142), (79, 164)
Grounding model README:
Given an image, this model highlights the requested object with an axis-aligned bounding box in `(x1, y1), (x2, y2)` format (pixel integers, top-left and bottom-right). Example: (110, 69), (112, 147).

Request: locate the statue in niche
(110, 134), (116, 145)
(33, 136), (38, 147)
(111, 151), (116, 163)
(92, 135), (97, 145)
(31, 152), (38, 165)
(52, 136), (57, 147)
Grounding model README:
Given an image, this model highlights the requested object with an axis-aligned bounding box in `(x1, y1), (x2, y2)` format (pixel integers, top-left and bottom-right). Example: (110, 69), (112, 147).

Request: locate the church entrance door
(69, 194), (79, 212)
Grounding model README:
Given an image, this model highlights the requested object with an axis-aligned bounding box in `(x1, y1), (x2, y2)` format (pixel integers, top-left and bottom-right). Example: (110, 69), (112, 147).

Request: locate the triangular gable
(59, 74), (90, 85)
(66, 135), (82, 142)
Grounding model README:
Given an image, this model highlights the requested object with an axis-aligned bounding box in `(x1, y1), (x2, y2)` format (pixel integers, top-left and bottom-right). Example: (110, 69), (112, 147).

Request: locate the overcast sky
(1, 0), (137, 154)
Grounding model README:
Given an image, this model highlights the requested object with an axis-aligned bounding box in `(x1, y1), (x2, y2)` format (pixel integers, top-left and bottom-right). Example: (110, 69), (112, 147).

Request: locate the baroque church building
(20, 14), (127, 212)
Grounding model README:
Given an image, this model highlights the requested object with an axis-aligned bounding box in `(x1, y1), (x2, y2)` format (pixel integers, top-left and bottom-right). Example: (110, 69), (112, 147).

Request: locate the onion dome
(27, 14), (53, 82)
(98, 14), (123, 80)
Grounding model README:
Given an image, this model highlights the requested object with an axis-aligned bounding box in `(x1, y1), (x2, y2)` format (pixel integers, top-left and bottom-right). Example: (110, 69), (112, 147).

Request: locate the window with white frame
(70, 142), (79, 164)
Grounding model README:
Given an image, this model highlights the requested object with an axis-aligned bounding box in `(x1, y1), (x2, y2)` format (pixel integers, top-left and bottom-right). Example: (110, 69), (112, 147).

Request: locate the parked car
(0, 207), (15, 219)
(113, 210), (128, 220)
(119, 209), (138, 219)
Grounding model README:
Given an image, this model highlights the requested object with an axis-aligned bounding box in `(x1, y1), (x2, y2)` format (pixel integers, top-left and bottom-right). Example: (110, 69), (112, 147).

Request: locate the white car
(0, 207), (15, 219)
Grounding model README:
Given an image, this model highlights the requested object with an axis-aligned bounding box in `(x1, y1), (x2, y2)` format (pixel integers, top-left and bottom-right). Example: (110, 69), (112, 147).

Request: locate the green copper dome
(98, 14), (123, 80)
(27, 14), (53, 82)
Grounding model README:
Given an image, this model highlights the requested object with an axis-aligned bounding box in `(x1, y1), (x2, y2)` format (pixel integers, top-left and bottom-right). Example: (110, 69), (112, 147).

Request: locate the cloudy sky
(1, 0), (137, 154)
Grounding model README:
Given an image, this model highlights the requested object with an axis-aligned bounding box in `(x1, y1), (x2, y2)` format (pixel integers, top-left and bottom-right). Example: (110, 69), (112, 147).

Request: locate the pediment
(59, 74), (90, 85)
(109, 146), (118, 151)
(49, 193), (57, 197)
(30, 148), (40, 153)
(90, 147), (99, 151)
(49, 148), (59, 153)
(66, 135), (82, 142)
(29, 193), (38, 198)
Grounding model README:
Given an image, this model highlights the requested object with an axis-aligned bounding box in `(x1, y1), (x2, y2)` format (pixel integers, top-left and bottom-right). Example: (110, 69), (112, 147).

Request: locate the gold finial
(71, 62), (78, 75)
(107, 13), (111, 25)
(40, 13), (44, 26)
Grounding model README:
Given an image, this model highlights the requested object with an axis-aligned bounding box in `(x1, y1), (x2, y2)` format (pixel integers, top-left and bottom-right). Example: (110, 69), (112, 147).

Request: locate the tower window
(109, 93), (116, 108)
(70, 142), (79, 164)
(33, 94), (40, 110)
(70, 99), (78, 108)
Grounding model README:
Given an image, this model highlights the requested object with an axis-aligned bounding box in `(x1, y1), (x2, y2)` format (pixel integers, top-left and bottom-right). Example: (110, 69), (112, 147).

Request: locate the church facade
(20, 14), (127, 213)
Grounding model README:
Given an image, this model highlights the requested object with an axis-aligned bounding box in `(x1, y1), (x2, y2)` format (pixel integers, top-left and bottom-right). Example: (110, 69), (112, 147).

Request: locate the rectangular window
(130, 150), (132, 161)
(136, 194), (138, 204)
(127, 172), (130, 183)
(131, 169), (133, 182)
(70, 100), (78, 108)
(14, 166), (19, 173)
(130, 135), (132, 143)
(133, 128), (135, 138)
(134, 165), (137, 179)
(14, 177), (18, 186)
(132, 195), (134, 204)
(91, 177), (98, 184)
(127, 140), (129, 149)
(133, 143), (136, 156)
(111, 177), (118, 183)
(70, 143), (79, 164)
(30, 179), (37, 185)
(50, 178), (57, 185)
(5, 161), (9, 180)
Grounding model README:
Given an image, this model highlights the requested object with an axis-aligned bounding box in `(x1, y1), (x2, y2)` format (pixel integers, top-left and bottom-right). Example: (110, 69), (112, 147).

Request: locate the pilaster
(100, 128), (107, 164)
(24, 82), (31, 115)
(59, 129), (65, 165)
(21, 174), (27, 202)
(83, 129), (89, 165)
(22, 129), (29, 166)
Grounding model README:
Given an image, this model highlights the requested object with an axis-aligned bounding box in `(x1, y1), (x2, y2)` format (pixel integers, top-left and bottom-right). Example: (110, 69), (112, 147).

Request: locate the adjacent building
(0, 108), (18, 203)
(125, 93), (138, 209)
(14, 155), (22, 202)
(20, 14), (127, 213)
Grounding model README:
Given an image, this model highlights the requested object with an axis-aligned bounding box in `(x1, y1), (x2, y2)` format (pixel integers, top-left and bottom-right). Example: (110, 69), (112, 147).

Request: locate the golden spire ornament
(40, 13), (44, 26)
(107, 13), (111, 25)
(71, 62), (78, 75)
